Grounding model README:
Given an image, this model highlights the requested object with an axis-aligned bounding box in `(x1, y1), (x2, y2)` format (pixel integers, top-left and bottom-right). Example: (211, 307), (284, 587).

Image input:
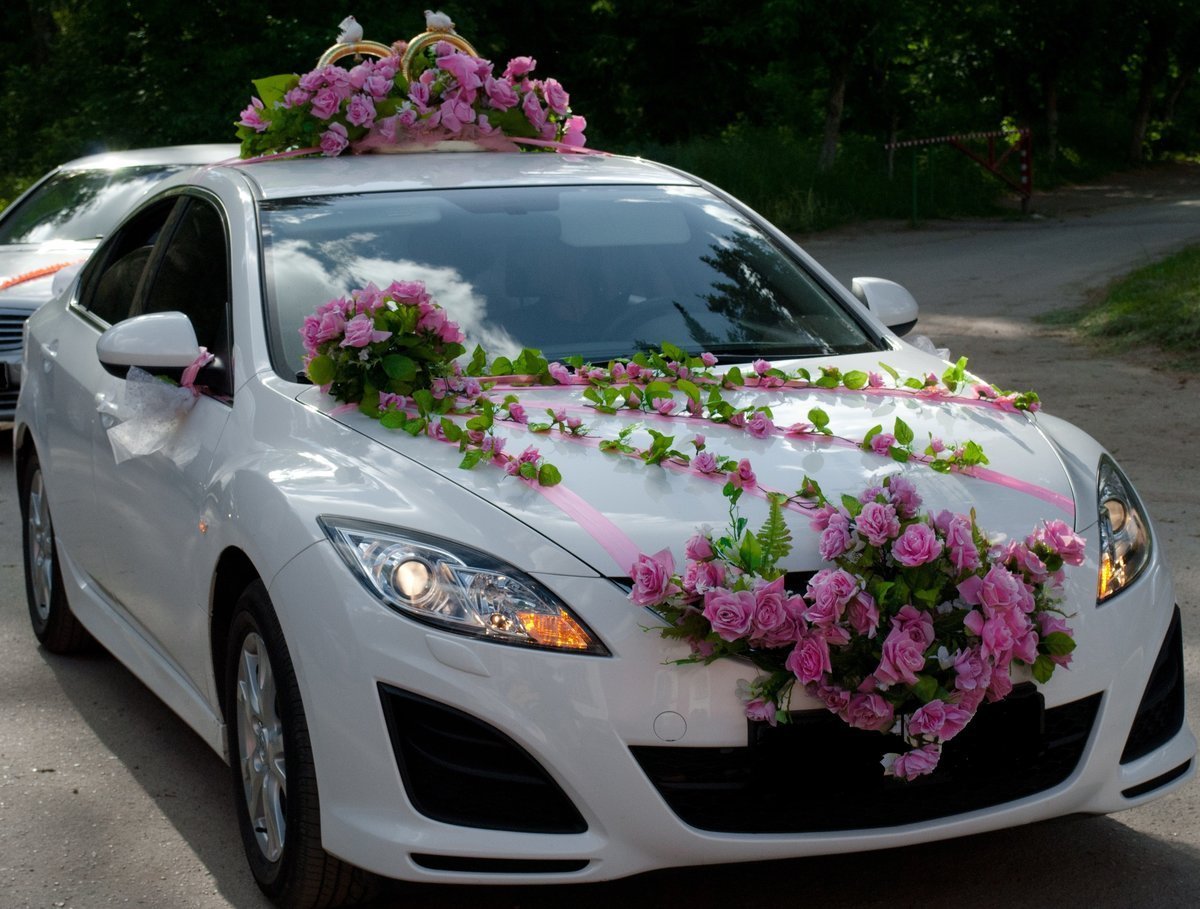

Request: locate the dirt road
(2, 166), (1199, 908)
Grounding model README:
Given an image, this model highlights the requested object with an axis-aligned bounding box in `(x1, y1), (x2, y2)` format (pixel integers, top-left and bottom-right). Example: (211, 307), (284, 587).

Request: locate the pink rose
(541, 77), (570, 115)
(1033, 519), (1088, 566)
(503, 56), (537, 79)
(891, 521), (943, 567)
(856, 501), (900, 547)
(885, 744), (941, 780)
(484, 75), (519, 110)
(693, 451), (719, 474)
(310, 87), (342, 120)
(703, 588), (756, 642)
(683, 559), (725, 596)
(346, 93), (376, 128)
(685, 533), (714, 561)
(952, 647), (992, 693)
(846, 591), (880, 638)
(885, 475), (921, 518)
(746, 410), (775, 439)
(507, 403), (528, 424)
(875, 625), (927, 688)
(700, 351), (718, 366)
(727, 459), (756, 490)
(750, 577), (790, 643)
(629, 549), (679, 606)
(870, 432), (896, 456)
(522, 91), (547, 130)
(819, 518), (852, 561)
(339, 313), (390, 347)
(548, 362), (572, 384)
(845, 693), (895, 732)
(319, 122), (349, 156)
(744, 698), (778, 726)
(785, 630), (832, 684)
(944, 514), (981, 572)
(238, 97), (268, 132)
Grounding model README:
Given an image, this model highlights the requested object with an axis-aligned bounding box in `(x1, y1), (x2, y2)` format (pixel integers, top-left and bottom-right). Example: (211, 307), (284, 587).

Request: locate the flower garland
(303, 280), (1084, 778)
(236, 16), (586, 158)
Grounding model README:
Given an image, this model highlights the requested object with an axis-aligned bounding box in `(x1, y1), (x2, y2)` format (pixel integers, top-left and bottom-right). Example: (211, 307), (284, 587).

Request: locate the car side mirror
(96, 312), (201, 376)
(850, 277), (919, 337)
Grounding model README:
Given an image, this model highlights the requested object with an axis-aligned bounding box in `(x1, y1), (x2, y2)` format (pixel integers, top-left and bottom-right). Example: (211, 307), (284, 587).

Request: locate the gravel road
(2, 166), (1199, 909)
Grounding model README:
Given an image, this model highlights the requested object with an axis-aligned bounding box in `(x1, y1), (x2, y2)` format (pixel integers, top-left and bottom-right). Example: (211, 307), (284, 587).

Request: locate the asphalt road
(3, 170), (1200, 908)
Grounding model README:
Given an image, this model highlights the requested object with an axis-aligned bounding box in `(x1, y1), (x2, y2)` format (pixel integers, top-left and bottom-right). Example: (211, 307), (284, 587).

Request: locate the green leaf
(661, 341), (685, 362)
(738, 531), (764, 573)
(380, 410), (406, 429)
(411, 389), (435, 414)
(465, 412), (493, 433)
(459, 449), (485, 470)
(402, 417), (426, 436)
(1042, 631), (1076, 656)
(903, 377), (925, 390)
(644, 380), (673, 400)
(519, 462), (538, 479)
(808, 407), (830, 429)
(306, 355), (334, 386)
(894, 417), (914, 446)
(861, 424), (883, 450)
(1032, 654), (1055, 684)
(676, 378), (701, 402)
(490, 355), (514, 376)
(537, 463), (562, 486)
(879, 361), (901, 383)
(912, 675), (938, 703)
(890, 448), (910, 462)
(440, 418), (463, 442)
(725, 366), (745, 387)
(383, 354), (418, 382)
(843, 370), (868, 390)
(466, 345), (487, 376)
(252, 73), (299, 109)
(755, 497), (793, 570)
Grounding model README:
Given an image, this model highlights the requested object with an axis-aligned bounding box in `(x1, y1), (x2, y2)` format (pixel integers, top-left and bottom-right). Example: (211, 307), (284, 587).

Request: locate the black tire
(224, 581), (378, 909)
(19, 451), (93, 654)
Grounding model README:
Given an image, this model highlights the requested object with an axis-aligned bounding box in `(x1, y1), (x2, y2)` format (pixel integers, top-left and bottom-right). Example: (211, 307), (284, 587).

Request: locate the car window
(0, 165), (191, 245)
(137, 198), (233, 396)
(260, 185), (878, 378)
(77, 198), (182, 326)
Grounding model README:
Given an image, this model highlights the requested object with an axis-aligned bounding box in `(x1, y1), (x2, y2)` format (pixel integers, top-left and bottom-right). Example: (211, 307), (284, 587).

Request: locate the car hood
(0, 243), (97, 298)
(300, 351), (1076, 578)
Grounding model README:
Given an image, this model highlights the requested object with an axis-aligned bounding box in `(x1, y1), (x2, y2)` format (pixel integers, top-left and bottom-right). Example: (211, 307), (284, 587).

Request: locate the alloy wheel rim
(26, 470), (54, 623)
(236, 631), (287, 862)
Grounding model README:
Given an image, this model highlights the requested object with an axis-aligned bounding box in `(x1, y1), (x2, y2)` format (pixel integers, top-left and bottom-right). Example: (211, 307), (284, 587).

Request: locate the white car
(14, 150), (1194, 907)
(0, 145), (237, 420)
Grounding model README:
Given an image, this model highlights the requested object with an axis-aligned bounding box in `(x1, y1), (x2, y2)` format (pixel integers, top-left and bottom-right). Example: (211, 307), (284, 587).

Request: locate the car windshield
(0, 165), (191, 245)
(260, 184), (879, 377)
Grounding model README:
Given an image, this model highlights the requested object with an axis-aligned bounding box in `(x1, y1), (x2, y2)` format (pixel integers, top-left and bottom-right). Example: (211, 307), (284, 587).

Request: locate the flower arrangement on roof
(236, 10), (587, 158)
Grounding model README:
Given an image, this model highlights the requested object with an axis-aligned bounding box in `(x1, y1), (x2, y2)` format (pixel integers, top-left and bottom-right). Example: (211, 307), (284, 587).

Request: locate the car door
(88, 194), (234, 689)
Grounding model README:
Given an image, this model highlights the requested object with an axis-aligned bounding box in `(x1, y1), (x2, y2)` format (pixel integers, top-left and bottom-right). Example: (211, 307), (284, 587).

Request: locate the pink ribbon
(181, 348), (215, 395)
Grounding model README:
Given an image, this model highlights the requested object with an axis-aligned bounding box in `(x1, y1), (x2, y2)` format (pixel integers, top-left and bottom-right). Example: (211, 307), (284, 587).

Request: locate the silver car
(0, 145), (236, 419)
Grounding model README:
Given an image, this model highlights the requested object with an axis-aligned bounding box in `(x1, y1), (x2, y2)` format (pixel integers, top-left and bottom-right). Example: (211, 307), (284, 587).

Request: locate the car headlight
(1097, 456), (1152, 602)
(319, 517), (608, 654)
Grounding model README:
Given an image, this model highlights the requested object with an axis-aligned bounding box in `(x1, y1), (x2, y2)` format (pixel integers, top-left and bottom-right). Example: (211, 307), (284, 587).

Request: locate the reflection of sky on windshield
(267, 240), (522, 365)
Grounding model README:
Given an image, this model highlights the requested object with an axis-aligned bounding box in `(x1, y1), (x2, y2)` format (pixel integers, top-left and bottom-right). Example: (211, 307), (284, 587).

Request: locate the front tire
(224, 581), (377, 908)
(20, 452), (93, 653)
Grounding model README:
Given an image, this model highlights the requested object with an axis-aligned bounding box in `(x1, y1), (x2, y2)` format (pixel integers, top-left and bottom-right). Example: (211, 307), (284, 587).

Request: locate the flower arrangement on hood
(631, 471), (1084, 779)
(236, 13), (587, 158)
(301, 277), (1085, 779)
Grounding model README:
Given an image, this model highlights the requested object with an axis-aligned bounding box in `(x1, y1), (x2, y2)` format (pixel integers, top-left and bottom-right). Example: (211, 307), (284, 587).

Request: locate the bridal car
(15, 146), (1193, 906)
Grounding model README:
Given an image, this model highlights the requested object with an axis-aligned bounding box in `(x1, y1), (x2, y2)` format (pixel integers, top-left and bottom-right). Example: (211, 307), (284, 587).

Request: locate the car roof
(219, 151), (699, 201)
(55, 144), (240, 172)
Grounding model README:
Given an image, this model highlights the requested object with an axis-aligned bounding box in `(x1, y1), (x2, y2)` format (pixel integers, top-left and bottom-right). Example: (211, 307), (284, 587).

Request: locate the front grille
(1121, 606), (1185, 764)
(0, 309), (28, 352)
(379, 684), (587, 834)
(411, 854), (589, 874)
(632, 685), (1100, 833)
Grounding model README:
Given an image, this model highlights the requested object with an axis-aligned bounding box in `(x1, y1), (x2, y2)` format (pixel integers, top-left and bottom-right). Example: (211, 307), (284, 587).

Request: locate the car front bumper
(267, 539), (1196, 884)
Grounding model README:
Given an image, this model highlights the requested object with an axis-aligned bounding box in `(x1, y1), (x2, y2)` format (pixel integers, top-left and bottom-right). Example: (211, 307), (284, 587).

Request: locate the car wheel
(225, 581), (378, 908)
(20, 452), (93, 653)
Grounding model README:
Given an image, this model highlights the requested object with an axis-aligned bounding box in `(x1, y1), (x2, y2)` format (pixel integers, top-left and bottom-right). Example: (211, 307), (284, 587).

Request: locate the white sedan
(14, 150), (1194, 907)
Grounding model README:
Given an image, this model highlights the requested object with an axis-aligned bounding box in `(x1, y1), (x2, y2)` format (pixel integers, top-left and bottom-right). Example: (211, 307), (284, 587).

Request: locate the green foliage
(1041, 244), (1200, 369)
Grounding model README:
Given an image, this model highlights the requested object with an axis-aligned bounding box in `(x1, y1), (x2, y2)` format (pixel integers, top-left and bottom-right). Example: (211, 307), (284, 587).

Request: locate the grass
(1039, 244), (1200, 370)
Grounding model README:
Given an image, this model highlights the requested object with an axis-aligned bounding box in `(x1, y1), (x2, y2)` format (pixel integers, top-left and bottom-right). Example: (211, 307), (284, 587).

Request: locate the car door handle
(40, 339), (59, 372)
(95, 394), (122, 428)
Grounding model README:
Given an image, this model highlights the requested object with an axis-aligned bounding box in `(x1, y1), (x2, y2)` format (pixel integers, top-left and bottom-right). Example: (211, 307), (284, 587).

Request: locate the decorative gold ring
(316, 40), (396, 67)
(400, 30), (479, 83)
